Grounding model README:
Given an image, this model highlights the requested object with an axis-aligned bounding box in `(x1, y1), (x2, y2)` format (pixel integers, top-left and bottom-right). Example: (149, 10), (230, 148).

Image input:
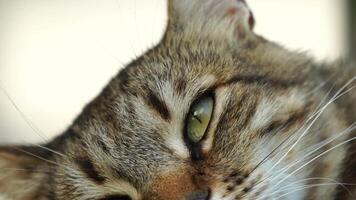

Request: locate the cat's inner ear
(167, 0), (256, 41)
(0, 146), (48, 198)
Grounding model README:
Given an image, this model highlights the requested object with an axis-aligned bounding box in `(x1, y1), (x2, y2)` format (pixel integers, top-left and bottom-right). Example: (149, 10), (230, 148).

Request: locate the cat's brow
(144, 89), (171, 121)
(215, 74), (301, 88)
(75, 157), (106, 184)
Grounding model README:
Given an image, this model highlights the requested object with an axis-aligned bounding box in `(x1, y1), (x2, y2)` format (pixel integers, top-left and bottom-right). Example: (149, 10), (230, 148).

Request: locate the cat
(0, 0), (355, 199)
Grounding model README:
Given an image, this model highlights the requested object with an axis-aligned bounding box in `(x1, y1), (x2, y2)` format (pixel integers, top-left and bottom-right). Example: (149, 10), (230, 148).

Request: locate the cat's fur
(0, 0), (355, 199)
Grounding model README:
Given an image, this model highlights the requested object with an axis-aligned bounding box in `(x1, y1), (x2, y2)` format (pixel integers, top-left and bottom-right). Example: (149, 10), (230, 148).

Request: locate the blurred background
(0, 0), (353, 144)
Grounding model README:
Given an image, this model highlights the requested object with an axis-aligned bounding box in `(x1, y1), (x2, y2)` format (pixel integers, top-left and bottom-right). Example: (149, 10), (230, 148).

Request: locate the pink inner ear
(170, 0), (256, 40)
(224, 1), (255, 31)
(227, 7), (239, 16)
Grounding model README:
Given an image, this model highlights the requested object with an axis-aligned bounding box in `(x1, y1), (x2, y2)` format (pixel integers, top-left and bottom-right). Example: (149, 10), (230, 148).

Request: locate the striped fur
(0, 0), (355, 199)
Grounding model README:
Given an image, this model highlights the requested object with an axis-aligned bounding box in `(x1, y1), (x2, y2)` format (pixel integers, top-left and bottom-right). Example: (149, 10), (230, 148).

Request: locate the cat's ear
(0, 145), (48, 198)
(166, 0), (256, 42)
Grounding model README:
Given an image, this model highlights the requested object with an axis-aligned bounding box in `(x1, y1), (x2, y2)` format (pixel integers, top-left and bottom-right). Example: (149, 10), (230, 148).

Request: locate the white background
(0, 0), (347, 144)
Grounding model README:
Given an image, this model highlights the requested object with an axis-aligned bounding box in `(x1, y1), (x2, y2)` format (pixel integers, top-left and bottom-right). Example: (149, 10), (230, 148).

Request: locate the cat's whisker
(265, 81), (356, 186)
(253, 133), (311, 189)
(0, 84), (49, 143)
(30, 144), (68, 158)
(253, 117), (355, 190)
(256, 178), (354, 200)
(249, 122), (319, 187)
(265, 122), (356, 185)
(248, 100), (329, 180)
(304, 81), (328, 97)
(313, 82), (336, 111)
(246, 125), (292, 177)
(265, 78), (355, 175)
(257, 126), (354, 190)
(0, 84), (71, 159)
(10, 146), (76, 173)
(273, 182), (355, 200)
(272, 177), (354, 198)
(274, 136), (356, 188)
(254, 123), (328, 188)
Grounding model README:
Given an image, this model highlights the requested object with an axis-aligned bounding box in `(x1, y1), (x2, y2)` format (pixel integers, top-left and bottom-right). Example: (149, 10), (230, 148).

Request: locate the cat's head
(0, 0), (342, 199)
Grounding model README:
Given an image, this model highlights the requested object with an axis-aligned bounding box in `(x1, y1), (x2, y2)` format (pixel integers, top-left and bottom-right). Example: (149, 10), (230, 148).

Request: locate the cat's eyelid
(183, 91), (215, 161)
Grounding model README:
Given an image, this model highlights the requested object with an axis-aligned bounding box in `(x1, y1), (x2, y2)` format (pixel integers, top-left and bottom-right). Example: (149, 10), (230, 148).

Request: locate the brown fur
(0, 0), (355, 199)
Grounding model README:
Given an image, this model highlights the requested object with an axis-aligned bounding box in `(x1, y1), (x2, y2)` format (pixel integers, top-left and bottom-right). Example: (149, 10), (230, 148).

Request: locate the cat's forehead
(115, 18), (309, 95)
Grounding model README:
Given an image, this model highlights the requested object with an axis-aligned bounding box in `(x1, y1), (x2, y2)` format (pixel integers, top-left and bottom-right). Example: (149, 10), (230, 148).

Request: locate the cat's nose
(185, 189), (210, 200)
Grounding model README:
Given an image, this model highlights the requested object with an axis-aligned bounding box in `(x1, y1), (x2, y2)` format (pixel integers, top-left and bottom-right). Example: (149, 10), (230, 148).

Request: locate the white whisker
(32, 144), (67, 158)
(265, 78), (355, 176)
(274, 182), (354, 200)
(275, 136), (356, 187)
(268, 123), (356, 184)
(257, 95), (355, 189)
(0, 84), (49, 142)
(256, 177), (354, 200)
(275, 177), (354, 196)
(10, 147), (77, 173)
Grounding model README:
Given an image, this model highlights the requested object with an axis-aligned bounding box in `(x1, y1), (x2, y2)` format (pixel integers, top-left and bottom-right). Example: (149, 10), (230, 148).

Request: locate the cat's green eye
(186, 95), (214, 143)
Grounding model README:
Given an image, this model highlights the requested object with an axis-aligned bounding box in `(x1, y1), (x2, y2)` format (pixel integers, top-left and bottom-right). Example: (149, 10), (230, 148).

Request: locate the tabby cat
(0, 0), (355, 199)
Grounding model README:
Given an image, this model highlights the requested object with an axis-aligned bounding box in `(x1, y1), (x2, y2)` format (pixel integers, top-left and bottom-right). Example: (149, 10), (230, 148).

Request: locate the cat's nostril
(186, 189), (210, 200)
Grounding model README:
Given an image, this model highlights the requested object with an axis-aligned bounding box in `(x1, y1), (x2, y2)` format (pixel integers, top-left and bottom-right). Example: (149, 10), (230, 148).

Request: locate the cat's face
(49, 1), (325, 199)
(57, 45), (316, 199)
(0, 0), (348, 200)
